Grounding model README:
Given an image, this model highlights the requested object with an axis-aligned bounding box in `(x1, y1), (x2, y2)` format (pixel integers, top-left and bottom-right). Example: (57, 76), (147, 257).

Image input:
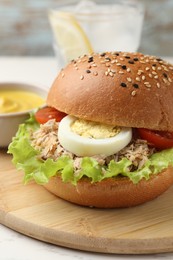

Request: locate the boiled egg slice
(58, 115), (132, 157)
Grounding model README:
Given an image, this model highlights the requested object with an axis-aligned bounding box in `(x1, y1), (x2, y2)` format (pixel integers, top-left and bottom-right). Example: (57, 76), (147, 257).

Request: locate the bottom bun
(44, 167), (173, 208)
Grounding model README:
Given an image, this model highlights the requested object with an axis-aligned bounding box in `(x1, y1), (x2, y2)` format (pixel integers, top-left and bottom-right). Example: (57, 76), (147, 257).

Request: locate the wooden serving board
(1, 149), (173, 254)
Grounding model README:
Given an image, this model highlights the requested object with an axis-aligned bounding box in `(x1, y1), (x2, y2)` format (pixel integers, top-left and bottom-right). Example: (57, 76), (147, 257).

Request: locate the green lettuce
(8, 115), (173, 185)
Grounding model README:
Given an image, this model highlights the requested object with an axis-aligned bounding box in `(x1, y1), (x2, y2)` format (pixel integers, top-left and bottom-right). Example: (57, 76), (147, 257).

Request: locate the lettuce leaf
(8, 115), (173, 185)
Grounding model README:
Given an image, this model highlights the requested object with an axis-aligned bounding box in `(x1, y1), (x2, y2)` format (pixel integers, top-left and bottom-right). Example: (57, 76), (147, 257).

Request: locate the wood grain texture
(1, 149), (173, 254)
(0, 0), (173, 56)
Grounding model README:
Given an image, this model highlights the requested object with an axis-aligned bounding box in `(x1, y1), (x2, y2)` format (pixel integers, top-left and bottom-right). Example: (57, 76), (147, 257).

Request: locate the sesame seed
(61, 73), (65, 78)
(109, 72), (114, 77)
(142, 75), (146, 80)
(105, 57), (111, 61)
(131, 90), (136, 96)
(162, 65), (169, 71)
(91, 64), (97, 67)
(93, 71), (98, 76)
(144, 82), (150, 85)
(122, 65), (127, 70)
(133, 83), (139, 88)
(163, 78), (168, 83)
(125, 56), (130, 59)
(80, 75), (84, 80)
(88, 57), (93, 63)
(127, 77), (132, 82)
(117, 63), (121, 66)
(100, 52), (106, 57)
(105, 71), (109, 76)
(120, 82), (127, 87)
(136, 77), (140, 82)
(128, 60), (134, 64)
(119, 70), (124, 74)
(86, 69), (91, 73)
(119, 57), (124, 61)
(169, 66), (173, 70)
(154, 75), (159, 79)
(156, 58), (163, 61)
(152, 71), (157, 75)
(127, 68), (131, 72)
(149, 74), (153, 78)
(157, 66), (162, 70)
(110, 69), (116, 73)
(111, 60), (117, 64)
(157, 83), (160, 88)
(133, 58), (139, 61)
(105, 63), (110, 67)
(145, 84), (151, 88)
(152, 66), (156, 70)
(145, 67), (150, 71)
(168, 77), (172, 82)
(74, 67), (79, 70)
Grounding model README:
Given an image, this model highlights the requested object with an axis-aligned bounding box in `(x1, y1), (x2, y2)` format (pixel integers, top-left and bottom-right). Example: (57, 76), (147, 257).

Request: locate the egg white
(58, 115), (132, 157)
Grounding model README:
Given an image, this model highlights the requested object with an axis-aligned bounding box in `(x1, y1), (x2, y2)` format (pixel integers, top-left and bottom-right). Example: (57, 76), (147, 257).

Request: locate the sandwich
(8, 51), (173, 208)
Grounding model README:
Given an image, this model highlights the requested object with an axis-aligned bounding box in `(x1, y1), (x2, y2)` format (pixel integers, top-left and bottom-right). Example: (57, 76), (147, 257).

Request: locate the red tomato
(137, 128), (173, 149)
(35, 106), (67, 124)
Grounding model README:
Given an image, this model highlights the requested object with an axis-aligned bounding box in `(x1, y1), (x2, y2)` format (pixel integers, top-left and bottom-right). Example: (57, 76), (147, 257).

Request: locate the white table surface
(0, 56), (173, 260)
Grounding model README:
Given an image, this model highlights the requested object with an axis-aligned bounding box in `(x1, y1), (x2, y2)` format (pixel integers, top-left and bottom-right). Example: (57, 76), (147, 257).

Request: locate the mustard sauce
(0, 90), (45, 113)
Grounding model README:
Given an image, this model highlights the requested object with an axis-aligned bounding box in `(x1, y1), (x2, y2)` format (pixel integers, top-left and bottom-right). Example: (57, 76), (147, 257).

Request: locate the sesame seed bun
(44, 167), (173, 208)
(47, 52), (173, 131)
(45, 51), (173, 208)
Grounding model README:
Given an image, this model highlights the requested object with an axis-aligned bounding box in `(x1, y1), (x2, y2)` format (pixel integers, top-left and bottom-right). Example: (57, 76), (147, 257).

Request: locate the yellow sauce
(0, 90), (45, 113)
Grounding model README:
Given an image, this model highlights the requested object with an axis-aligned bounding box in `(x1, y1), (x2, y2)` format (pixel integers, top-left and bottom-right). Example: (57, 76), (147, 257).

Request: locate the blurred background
(0, 0), (173, 57)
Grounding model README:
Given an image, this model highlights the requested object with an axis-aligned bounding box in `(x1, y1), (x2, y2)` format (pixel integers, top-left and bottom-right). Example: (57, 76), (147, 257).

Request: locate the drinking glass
(48, 0), (144, 66)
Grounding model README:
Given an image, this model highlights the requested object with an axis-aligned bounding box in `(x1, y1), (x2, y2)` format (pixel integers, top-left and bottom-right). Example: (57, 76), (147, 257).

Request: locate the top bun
(47, 52), (173, 131)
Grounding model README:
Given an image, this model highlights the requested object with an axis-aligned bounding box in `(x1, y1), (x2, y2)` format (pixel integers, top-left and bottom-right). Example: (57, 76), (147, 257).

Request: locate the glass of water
(48, 0), (144, 66)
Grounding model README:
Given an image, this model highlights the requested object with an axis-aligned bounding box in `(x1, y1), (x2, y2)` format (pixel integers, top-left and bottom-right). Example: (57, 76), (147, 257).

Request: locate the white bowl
(0, 82), (48, 147)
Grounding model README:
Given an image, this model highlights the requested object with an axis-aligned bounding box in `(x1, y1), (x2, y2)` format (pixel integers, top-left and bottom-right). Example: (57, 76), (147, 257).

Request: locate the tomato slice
(137, 128), (173, 149)
(35, 106), (67, 124)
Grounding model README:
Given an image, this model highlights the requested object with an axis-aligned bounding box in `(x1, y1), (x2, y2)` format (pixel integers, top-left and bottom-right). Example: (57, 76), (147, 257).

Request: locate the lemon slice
(49, 11), (93, 63)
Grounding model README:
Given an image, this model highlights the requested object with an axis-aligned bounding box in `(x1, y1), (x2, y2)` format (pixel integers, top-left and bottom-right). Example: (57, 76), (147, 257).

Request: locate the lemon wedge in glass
(49, 11), (93, 63)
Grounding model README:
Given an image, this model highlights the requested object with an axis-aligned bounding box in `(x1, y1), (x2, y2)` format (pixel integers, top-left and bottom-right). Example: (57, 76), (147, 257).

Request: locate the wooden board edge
(0, 210), (173, 254)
